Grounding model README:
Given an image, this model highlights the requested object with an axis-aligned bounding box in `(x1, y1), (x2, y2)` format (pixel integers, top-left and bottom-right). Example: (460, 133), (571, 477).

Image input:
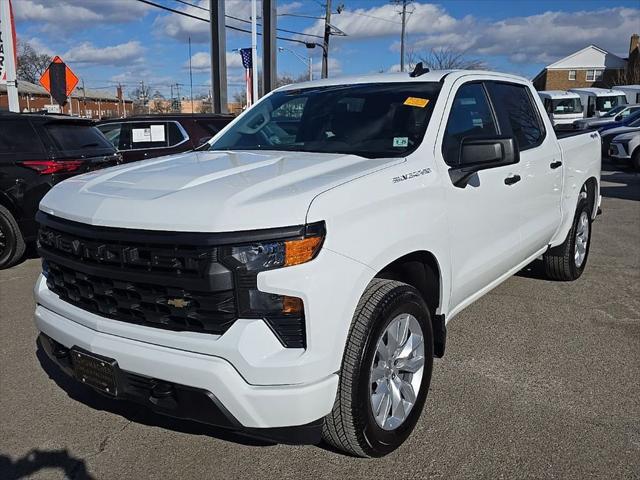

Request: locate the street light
(278, 47), (313, 81)
(305, 42), (328, 79)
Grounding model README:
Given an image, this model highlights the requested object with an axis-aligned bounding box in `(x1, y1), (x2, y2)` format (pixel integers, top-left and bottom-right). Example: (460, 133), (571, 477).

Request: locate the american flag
(239, 48), (254, 107)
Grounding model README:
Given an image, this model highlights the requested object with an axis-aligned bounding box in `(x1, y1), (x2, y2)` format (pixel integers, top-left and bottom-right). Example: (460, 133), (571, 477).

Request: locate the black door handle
(504, 174), (521, 185)
(550, 160), (563, 169)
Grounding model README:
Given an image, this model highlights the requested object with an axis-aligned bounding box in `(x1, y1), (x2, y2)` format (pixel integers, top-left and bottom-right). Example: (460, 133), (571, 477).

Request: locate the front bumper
(35, 303), (338, 433)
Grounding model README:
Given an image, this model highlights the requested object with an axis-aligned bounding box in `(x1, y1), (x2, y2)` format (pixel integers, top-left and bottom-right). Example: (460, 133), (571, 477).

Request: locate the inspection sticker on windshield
(404, 97), (429, 108)
(393, 137), (409, 147)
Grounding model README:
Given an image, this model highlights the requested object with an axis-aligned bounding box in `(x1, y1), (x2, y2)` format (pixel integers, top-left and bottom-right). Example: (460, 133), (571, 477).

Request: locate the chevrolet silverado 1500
(34, 69), (601, 457)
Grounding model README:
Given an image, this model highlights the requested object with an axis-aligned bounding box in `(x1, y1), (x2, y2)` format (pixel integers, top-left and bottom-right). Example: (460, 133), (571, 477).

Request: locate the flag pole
(250, 0), (259, 103)
(1, 0), (20, 112)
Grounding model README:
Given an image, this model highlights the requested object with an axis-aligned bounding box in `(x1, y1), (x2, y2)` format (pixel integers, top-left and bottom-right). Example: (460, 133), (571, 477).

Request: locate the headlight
(220, 222), (325, 340)
(229, 236), (323, 271)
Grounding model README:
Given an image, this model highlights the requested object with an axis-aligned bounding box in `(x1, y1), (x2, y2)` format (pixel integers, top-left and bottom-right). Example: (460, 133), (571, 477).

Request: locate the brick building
(533, 34), (639, 91)
(0, 80), (133, 119)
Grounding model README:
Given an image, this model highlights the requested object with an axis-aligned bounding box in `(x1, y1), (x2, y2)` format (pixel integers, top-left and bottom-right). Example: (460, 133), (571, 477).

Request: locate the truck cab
(538, 90), (583, 127)
(613, 85), (640, 105)
(569, 87), (628, 118)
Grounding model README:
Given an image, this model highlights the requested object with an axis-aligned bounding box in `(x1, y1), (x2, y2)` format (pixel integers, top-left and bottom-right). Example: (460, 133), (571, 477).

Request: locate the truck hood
(40, 150), (403, 232)
(601, 126), (640, 139)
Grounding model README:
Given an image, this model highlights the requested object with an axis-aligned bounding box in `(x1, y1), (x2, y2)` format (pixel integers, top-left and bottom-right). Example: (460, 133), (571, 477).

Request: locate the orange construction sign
(39, 56), (79, 106)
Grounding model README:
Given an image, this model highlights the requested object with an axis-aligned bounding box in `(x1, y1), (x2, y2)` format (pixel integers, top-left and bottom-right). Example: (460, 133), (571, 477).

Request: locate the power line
(167, 0), (323, 40)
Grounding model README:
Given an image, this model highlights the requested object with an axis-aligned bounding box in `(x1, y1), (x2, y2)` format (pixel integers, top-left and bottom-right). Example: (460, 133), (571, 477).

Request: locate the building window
(586, 69), (604, 82)
(568, 70), (576, 81)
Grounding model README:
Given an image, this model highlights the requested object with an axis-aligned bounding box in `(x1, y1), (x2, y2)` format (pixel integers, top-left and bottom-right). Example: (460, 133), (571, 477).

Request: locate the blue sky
(12, 0), (640, 100)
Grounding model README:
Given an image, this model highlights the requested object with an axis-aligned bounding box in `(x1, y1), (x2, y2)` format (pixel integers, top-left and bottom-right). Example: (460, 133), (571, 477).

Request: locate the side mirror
(449, 137), (519, 188)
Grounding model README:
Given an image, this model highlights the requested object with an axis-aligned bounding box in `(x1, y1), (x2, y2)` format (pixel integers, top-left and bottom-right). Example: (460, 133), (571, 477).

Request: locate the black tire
(322, 279), (434, 457)
(0, 205), (26, 269)
(632, 149), (640, 172)
(543, 195), (592, 281)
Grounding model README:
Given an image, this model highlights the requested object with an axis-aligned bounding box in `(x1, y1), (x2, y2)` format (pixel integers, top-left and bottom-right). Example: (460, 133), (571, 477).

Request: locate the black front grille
(38, 224), (216, 278)
(37, 212), (308, 348)
(46, 261), (236, 334)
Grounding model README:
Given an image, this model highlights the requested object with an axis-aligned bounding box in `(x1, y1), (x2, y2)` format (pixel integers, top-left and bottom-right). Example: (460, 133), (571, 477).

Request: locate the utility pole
(262, 0), (277, 94)
(322, 0), (332, 79)
(82, 79), (87, 117)
(189, 36), (194, 114)
(392, 0), (410, 72)
(400, 0), (407, 72)
(209, 0), (228, 113)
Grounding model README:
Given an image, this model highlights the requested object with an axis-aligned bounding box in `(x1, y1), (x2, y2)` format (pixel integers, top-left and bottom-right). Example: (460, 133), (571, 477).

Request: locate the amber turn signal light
(284, 236), (323, 267)
(282, 296), (304, 315)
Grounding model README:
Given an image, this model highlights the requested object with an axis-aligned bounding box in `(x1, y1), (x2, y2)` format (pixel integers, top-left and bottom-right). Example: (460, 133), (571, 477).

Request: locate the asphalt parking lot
(1, 162), (638, 480)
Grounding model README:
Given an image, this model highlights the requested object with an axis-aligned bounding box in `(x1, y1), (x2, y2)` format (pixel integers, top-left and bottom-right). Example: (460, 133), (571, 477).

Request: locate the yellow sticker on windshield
(404, 97), (429, 108)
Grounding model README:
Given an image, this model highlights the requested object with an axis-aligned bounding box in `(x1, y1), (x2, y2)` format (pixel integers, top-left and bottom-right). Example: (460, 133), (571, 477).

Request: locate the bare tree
(406, 46), (487, 71)
(17, 42), (51, 84)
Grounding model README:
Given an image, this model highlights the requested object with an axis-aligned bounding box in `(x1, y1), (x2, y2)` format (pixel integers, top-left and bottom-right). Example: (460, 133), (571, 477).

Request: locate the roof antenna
(409, 62), (429, 78)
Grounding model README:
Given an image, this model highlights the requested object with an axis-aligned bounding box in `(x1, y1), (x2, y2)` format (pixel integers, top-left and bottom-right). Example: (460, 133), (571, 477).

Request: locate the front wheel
(322, 279), (434, 457)
(543, 196), (592, 281)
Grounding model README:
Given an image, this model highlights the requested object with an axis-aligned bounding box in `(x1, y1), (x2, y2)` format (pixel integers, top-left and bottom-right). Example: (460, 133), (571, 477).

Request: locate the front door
(437, 80), (524, 310)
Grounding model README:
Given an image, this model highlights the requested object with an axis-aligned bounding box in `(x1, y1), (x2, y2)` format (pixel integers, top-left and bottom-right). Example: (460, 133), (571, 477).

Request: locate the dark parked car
(0, 112), (121, 268)
(96, 114), (235, 163)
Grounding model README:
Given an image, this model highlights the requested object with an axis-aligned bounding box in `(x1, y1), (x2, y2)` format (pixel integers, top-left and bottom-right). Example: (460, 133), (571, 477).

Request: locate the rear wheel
(543, 195), (592, 281)
(0, 205), (26, 269)
(322, 279), (433, 457)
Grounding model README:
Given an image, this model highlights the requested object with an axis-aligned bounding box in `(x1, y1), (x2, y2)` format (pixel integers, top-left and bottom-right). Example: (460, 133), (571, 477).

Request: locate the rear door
(485, 81), (562, 257)
(438, 81), (524, 310)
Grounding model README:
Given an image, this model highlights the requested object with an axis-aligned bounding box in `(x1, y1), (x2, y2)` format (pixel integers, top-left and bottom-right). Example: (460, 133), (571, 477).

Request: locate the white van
(569, 87), (628, 118)
(614, 85), (640, 105)
(538, 90), (583, 127)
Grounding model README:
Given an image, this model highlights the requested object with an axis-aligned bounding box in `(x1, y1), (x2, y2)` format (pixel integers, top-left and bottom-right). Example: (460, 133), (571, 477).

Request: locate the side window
(167, 122), (187, 146)
(129, 123), (169, 149)
(486, 82), (545, 151)
(0, 120), (45, 154)
(97, 123), (123, 149)
(442, 83), (498, 166)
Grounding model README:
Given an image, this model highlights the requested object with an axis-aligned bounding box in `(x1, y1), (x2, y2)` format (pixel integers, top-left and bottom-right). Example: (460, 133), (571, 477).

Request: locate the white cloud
(13, 0), (150, 24)
(186, 50), (266, 73)
(313, 3), (639, 67)
(64, 41), (146, 67)
(156, 0), (261, 43)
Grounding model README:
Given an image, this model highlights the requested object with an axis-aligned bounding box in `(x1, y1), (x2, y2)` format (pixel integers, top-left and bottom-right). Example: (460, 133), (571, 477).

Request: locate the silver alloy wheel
(574, 211), (589, 268)
(369, 313), (425, 431)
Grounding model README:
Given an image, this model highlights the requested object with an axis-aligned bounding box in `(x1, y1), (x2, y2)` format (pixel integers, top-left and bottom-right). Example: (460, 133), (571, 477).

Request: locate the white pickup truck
(34, 69), (601, 457)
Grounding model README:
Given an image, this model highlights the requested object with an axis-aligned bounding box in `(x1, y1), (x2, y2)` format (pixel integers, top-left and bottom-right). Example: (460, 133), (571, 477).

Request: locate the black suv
(97, 114), (234, 163)
(0, 112), (121, 268)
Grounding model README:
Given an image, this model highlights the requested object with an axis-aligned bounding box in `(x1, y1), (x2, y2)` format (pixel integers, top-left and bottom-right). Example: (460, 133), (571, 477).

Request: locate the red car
(97, 114), (234, 163)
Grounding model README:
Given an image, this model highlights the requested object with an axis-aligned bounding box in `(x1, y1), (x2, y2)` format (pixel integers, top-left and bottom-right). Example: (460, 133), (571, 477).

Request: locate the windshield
(602, 105), (627, 117)
(596, 95), (627, 112)
(210, 82), (441, 158)
(551, 98), (582, 114)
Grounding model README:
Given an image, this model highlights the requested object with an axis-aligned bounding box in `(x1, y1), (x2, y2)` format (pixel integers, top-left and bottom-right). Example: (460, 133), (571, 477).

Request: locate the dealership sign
(0, 0), (17, 86)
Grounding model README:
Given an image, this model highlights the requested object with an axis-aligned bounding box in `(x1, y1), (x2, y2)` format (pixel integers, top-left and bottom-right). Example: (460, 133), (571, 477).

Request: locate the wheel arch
(583, 176), (598, 219)
(374, 250), (446, 357)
